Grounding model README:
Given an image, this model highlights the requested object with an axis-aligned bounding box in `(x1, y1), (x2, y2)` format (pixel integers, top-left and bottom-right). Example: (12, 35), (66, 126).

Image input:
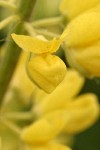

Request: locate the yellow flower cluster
(60, 0), (100, 77)
(10, 2), (100, 149)
(20, 70), (99, 150)
(1, 1), (100, 150)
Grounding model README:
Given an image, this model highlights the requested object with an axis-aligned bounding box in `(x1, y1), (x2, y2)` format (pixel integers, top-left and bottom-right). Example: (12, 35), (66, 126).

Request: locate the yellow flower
(20, 70), (99, 149)
(33, 70), (99, 133)
(21, 110), (70, 144)
(60, 0), (100, 19)
(27, 53), (67, 93)
(33, 70), (84, 115)
(11, 34), (67, 93)
(64, 93), (99, 134)
(63, 11), (100, 77)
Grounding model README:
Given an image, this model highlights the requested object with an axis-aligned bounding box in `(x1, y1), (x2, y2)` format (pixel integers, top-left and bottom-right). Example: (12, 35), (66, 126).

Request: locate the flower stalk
(0, 0), (37, 106)
(5, 111), (33, 121)
(0, 117), (21, 135)
(0, 15), (19, 30)
(0, 0), (16, 10)
(32, 16), (64, 27)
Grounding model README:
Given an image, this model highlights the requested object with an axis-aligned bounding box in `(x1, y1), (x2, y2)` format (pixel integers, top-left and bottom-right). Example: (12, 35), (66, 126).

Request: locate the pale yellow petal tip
(11, 33), (18, 45)
(11, 33), (19, 41)
(11, 33), (15, 38)
(11, 33), (26, 50)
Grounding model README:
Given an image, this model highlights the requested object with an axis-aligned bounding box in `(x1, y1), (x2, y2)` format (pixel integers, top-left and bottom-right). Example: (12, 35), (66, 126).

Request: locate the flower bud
(20, 110), (70, 144)
(64, 94), (99, 134)
(63, 12), (100, 47)
(73, 41), (100, 77)
(63, 11), (100, 77)
(26, 53), (67, 93)
(60, 0), (100, 19)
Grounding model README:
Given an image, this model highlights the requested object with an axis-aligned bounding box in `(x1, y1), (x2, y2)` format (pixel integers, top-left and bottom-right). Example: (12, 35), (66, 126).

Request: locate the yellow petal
(34, 70), (84, 116)
(87, 4), (100, 13)
(64, 12), (100, 47)
(73, 41), (100, 77)
(60, 0), (100, 19)
(26, 143), (71, 150)
(64, 94), (99, 134)
(20, 110), (70, 144)
(11, 34), (61, 54)
(26, 54), (67, 93)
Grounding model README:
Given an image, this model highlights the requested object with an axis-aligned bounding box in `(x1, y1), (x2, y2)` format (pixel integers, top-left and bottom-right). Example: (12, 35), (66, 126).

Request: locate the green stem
(18, 0), (36, 21)
(0, 0), (37, 106)
(35, 28), (60, 38)
(5, 112), (33, 120)
(0, 22), (24, 105)
(0, 15), (19, 30)
(24, 22), (36, 36)
(32, 16), (64, 27)
(0, 117), (21, 135)
(0, 0), (16, 10)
